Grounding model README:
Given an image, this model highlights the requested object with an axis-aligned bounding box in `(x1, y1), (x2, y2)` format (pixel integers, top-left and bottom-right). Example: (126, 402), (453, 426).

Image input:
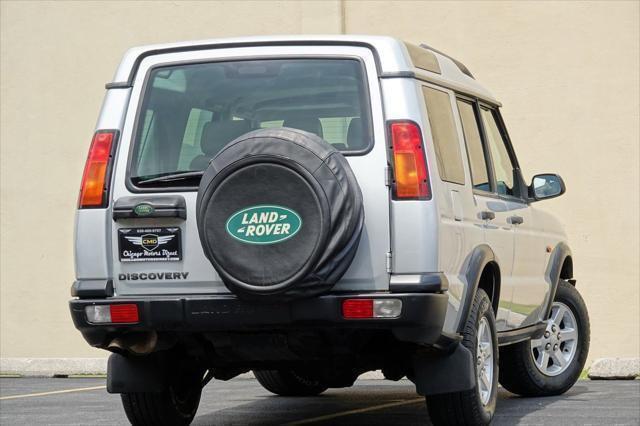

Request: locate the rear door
(455, 98), (513, 330)
(108, 45), (390, 296)
(419, 84), (480, 334)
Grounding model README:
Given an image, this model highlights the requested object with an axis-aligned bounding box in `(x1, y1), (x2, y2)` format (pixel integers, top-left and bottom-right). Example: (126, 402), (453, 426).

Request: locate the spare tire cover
(196, 128), (364, 300)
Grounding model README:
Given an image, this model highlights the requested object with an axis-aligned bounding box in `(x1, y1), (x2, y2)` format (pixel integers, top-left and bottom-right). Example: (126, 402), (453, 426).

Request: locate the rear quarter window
(421, 86), (466, 185)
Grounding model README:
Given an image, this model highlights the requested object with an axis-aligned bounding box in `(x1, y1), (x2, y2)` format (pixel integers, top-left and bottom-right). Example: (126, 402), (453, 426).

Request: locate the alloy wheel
(477, 316), (494, 405)
(530, 301), (579, 376)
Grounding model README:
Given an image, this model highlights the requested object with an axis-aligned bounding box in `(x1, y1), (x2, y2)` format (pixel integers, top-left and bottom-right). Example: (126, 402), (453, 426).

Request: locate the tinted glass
(131, 59), (372, 182)
(480, 108), (517, 196)
(456, 100), (491, 191)
(404, 42), (441, 73)
(422, 86), (465, 185)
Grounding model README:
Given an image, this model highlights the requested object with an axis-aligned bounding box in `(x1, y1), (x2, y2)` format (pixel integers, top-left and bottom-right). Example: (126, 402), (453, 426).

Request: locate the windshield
(130, 58), (373, 183)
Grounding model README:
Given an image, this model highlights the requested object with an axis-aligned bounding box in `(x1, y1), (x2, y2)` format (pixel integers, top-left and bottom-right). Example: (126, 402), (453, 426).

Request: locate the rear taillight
(342, 299), (402, 319)
(109, 304), (139, 323)
(389, 121), (430, 200)
(342, 299), (374, 319)
(78, 130), (117, 208)
(85, 304), (139, 324)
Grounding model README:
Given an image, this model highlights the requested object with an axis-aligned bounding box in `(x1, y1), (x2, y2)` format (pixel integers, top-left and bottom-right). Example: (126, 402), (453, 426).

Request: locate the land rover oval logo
(226, 205), (302, 245)
(134, 203), (154, 216)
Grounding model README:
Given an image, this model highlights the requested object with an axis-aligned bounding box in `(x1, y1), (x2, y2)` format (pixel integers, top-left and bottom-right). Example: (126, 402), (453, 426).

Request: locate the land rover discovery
(70, 36), (590, 425)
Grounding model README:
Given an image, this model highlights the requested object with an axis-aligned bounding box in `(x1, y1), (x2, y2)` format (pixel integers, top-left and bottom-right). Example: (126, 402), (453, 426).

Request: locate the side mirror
(530, 173), (565, 201)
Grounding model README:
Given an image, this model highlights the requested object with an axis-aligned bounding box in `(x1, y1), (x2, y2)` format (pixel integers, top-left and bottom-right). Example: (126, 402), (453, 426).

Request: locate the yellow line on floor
(0, 385), (106, 400)
(283, 397), (424, 425)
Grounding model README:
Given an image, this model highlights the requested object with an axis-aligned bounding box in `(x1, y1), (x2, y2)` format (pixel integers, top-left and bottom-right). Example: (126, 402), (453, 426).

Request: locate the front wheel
(499, 280), (590, 396)
(425, 288), (498, 425)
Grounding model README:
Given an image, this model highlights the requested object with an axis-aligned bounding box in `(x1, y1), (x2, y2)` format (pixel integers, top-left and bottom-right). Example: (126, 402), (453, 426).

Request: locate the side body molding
(456, 244), (498, 334)
(541, 242), (573, 320)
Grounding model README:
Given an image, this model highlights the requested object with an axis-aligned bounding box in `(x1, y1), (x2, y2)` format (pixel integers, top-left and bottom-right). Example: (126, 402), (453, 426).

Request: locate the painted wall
(1, 1), (638, 362)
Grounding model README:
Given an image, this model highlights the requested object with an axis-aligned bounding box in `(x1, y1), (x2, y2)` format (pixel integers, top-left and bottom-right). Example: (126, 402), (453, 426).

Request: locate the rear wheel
(499, 280), (590, 396)
(254, 369), (328, 396)
(425, 289), (498, 425)
(121, 368), (203, 426)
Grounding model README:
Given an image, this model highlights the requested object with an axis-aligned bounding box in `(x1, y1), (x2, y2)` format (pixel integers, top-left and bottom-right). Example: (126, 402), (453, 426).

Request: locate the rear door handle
(509, 215), (524, 225)
(480, 211), (495, 221)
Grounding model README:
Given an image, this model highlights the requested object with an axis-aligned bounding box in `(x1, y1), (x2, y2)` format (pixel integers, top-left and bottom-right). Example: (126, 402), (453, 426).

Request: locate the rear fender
(456, 244), (496, 334)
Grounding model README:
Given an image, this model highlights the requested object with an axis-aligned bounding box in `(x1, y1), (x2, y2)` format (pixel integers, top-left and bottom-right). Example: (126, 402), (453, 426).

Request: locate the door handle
(509, 216), (524, 225)
(480, 211), (495, 221)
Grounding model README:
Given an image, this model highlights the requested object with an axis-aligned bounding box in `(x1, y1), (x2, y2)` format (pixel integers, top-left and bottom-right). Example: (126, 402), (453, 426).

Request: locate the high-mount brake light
(389, 121), (430, 199)
(78, 131), (117, 208)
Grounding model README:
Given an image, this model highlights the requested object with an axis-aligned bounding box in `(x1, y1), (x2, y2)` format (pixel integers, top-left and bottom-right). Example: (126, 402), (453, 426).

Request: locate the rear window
(130, 58), (372, 184)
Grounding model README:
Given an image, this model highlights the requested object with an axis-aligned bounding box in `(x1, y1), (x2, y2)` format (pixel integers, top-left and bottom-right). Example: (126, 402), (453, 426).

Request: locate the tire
(196, 127), (364, 301)
(499, 280), (590, 397)
(254, 369), (328, 396)
(425, 289), (498, 426)
(120, 382), (202, 426)
(120, 359), (203, 426)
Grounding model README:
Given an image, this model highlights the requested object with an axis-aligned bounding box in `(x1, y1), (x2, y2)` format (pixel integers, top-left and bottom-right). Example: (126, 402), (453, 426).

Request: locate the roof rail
(419, 44), (475, 79)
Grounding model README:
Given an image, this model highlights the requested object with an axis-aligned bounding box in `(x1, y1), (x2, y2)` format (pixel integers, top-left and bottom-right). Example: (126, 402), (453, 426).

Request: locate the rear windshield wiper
(134, 171), (205, 186)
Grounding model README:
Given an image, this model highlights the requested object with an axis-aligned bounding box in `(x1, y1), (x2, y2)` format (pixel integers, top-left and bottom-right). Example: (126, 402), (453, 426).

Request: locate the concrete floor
(0, 378), (638, 425)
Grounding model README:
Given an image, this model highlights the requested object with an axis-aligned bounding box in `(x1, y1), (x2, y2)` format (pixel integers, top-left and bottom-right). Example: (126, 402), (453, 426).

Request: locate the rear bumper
(69, 291), (449, 349)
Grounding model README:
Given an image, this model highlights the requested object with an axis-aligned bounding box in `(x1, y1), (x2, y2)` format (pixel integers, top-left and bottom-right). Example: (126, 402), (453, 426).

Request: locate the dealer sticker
(118, 227), (182, 262)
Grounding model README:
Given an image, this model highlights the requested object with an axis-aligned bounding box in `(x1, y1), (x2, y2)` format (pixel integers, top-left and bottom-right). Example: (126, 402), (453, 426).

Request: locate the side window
(261, 117), (360, 149)
(260, 120), (284, 129)
(422, 86), (465, 185)
(319, 117), (357, 148)
(456, 100), (491, 192)
(480, 107), (518, 197)
(177, 108), (213, 171)
(137, 110), (161, 177)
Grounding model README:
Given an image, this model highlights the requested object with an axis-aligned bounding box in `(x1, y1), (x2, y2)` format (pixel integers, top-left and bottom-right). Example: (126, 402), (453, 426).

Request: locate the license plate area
(118, 227), (182, 262)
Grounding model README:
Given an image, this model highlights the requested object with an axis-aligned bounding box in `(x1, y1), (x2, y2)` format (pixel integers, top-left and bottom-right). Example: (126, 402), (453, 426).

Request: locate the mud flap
(107, 353), (166, 393)
(412, 343), (475, 396)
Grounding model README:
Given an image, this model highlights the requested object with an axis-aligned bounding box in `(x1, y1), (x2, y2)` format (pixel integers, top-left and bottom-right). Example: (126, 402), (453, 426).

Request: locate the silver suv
(70, 35), (590, 425)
